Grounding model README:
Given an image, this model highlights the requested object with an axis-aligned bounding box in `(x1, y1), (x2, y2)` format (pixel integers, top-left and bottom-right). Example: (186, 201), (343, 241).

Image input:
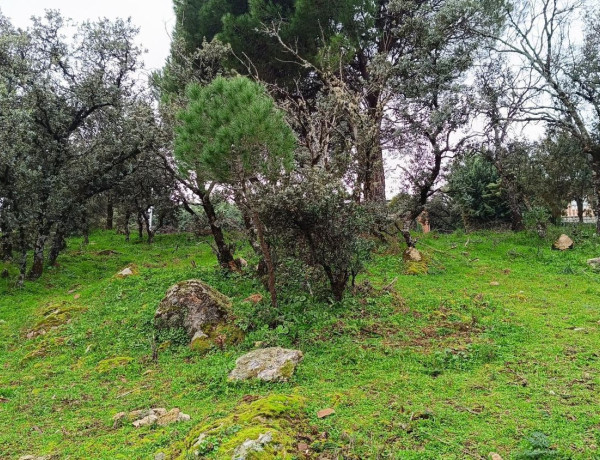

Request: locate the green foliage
(447, 153), (511, 228)
(260, 169), (375, 300)
(175, 76), (295, 184)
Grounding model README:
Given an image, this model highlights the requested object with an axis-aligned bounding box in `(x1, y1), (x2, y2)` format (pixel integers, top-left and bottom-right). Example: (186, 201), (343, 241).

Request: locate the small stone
(233, 432), (273, 460)
(587, 258), (600, 267)
(117, 267), (134, 277)
(112, 411), (127, 428)
(552, 234), (574, 251)
(243, 293), (264, 304)
(298, 442), (309, 452)
(490, 453), (503, 460)
(317, 408), (335, 419)
(238, 258), (248, 268)
(177, 412), (191, 422)
(74, 293), (81, 300)
(403, 247), (423, 262)
(490, 281), (500, 286)
(154, 453), (166, 460)
(152, 408), (167, 416)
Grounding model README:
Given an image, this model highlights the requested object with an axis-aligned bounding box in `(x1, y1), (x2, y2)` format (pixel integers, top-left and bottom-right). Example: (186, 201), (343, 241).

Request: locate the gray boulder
(232, 432), (274, 460)
(154, 280), (243, 351)
(587, 258), (600, 267)
(229, 347), (303, 382)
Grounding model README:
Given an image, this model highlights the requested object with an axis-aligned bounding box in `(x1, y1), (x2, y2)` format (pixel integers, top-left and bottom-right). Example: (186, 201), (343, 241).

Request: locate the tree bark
(48, 224), (67, 266)
(106, 197), (114, 230)
(592, 154), (600, 234)
(124, 210), (131, 242)
(250, 208), (277, 308)
(137, 213), (144, 239)
(141, 209), (154, 244)
(199, 192), (237, 269)
(575, 197), (584, 223)
(28, 233), (48, 280)
(1, 233), (12, 261)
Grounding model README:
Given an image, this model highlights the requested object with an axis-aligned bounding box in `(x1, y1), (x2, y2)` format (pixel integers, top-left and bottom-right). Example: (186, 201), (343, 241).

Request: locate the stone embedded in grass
(552, 234), (574, 251)
(403, 248), (428, 275)
(113, 407), (191, 428)
(490, 281), (500, 286)
(116, 266), (135, 277)
(228, 347), (303, 382)
(404, 247), (423, 262)
(232, 431), (274, 459)
(587, 258), (600, 267)
(154, 279), (243, 353)
(317, 408), (335, 419)
(243, 293), (264, 304)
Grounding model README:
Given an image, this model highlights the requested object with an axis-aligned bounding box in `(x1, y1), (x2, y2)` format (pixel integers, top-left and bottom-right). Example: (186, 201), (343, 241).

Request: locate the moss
(26, 303), (86, 338)
(189, 323), (244, 355)
(95, 356), (133, 373)
(278, 360), (296, 380)
(403, 251), (430, 276)
(166, 394), (306, 459)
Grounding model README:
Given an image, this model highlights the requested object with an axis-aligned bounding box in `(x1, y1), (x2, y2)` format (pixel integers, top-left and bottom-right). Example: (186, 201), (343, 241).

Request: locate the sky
(0, 0), (176, 75)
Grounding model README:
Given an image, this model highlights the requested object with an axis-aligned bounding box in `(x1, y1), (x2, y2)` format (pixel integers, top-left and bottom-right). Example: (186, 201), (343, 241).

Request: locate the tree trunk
(592, 155), (600, 234)
(106, 197), (114, 230)
(48, 224), (67, 266)
(250, 208), (277, 308)
(142, 209), (154, 244)
(28, 234), (48, 280)
(1, 233), (12, 261)
(200, 192), (237, 269)
(234, 190), (261, 256)
(137, 213), (144, 239)
(124, 210), (131, 242)
(363, 141), (386, 203)
(575, 197), (584, 223)
(324, 266), (348, 302)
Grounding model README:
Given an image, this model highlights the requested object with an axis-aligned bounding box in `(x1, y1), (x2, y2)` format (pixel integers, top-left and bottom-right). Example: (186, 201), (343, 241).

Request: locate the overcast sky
(0, 0), (176, 74)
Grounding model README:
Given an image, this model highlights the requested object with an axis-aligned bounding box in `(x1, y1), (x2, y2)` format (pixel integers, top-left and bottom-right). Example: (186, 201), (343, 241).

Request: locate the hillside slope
(1, 229), (600, 459)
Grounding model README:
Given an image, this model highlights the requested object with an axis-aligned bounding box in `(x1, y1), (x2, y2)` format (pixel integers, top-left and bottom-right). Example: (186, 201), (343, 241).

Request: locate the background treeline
(1, 0), (599, 301)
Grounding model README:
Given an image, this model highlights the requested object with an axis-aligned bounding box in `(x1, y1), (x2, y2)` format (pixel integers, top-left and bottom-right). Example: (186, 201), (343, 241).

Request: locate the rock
(587, 258), (600, 267)
(489, 281), (500, 286)
(233, 432), (273, 460)
(552, 234), (574, 251)
(116, 407), (189, 428)
(132, 414), (158, 428)
(317, 408), (335, 419)
(243, 293), (264, 304)
(19, 456), (50, 460)
(238, 258), (248, 268)
(229, 347), (303, 382)
(154, 453), (166, 460)
(297, 442), (309, 452)
(117, 267), (134, 277)
(403, 247), (423, 262)
(157, 408), (191, 426)
(154, 280), (243, 352)
(489, 453), (503, 460)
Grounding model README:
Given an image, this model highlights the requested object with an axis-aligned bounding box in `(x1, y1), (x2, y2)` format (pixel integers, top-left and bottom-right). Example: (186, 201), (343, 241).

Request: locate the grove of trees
(1, 0), (599, 300)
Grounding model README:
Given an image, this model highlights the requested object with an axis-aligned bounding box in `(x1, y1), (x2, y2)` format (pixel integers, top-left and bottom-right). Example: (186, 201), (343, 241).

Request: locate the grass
(1, 226), (600, 459)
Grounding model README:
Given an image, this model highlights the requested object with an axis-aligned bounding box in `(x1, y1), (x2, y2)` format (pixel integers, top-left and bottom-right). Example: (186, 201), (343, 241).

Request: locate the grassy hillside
(1, 228), (600, 459)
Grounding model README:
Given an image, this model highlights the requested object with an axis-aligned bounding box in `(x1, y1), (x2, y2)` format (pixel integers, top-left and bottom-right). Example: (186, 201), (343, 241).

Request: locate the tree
(0, 11), (152, 281)
(260, 169), (374, 301)
(175, 76), (296, 307)
(485, 0), (600, 232)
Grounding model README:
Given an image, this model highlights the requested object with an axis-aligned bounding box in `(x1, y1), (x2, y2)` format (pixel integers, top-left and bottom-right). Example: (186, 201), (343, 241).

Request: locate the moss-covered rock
(154, 280), (243, 352)
(403, 248), (429, 275)
(163, 394), (306, 459)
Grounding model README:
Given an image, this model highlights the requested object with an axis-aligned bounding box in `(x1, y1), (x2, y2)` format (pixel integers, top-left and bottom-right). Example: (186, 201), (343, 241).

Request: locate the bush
(259, 169), (375, 301)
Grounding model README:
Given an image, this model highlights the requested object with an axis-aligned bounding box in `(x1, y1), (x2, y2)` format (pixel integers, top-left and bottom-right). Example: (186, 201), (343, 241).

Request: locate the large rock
(154, 280), (243, 352)
(229, 347), (303, 382)
(552, 234), (574, 251)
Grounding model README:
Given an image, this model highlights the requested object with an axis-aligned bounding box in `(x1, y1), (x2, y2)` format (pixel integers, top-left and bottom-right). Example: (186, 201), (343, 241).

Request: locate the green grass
(1, 227), (600, 459)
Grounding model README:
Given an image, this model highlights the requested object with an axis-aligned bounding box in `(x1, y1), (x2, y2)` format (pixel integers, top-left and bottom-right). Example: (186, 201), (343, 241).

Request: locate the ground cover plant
(1, 226), (600, 459)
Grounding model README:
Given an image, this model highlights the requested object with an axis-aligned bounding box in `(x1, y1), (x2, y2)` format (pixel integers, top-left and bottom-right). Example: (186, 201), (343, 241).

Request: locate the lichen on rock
(154, 280), (243, 352)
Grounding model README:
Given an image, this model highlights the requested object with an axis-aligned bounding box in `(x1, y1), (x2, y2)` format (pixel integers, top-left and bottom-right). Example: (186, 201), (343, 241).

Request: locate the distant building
(563, 201), (596, 223)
